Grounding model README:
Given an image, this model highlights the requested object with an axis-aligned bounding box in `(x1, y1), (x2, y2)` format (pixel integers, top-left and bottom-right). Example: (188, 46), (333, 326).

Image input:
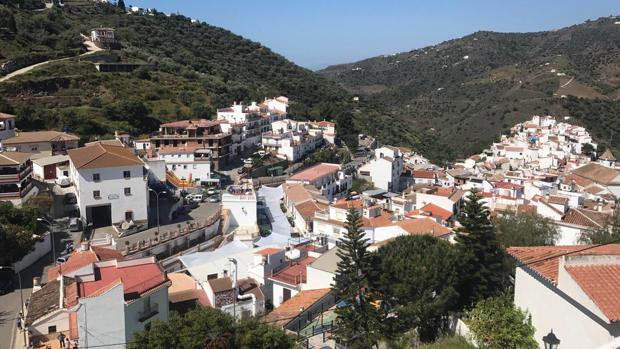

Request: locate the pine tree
(333, 208), (379, 349)
(455, 189), (510, 309)
(117, 0), (126, 11)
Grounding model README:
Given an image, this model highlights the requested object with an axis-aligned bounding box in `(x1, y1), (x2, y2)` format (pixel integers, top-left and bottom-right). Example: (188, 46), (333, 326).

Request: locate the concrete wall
(31, 311), (69, 337)
(72, 163), (148, 225)
(303, 267), (334, 291)
(124, 285), (170, 341)
(514, 267), (619, 349)
(272, 282), (299, 308)
(77, 283), (126, 349)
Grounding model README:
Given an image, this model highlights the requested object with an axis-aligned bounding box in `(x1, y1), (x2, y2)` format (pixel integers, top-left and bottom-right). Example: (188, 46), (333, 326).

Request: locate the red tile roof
(396, 218), (452, 237)
(332, 198), (363, 210)
(48, 246), (123, 280)
(255, 247), (283, 256)
(295, 200), (327, 221)
(288, 163), (340, 182)
(562, 208), (608, 228)
(78, 261), (168, 301)
(507, 245), (620, 284)
(412, 170), (436, 179)
(407, 203), (453, 221)
(565, 264), (620, 322)
(264, 288), (331, 327)
(268, 257), (316, 286)
(160, 119), (221, 128)
(493, 181), (524, 190)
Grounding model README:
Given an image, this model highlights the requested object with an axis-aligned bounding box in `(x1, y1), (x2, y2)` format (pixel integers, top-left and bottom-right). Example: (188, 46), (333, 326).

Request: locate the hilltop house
(357, 146), (404, 193)
(0, 152), (36, 204)
(286, 163), (351, 201)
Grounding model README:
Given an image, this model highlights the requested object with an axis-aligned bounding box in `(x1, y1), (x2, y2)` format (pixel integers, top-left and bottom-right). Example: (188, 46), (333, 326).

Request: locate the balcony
(138, 303), (159, 322)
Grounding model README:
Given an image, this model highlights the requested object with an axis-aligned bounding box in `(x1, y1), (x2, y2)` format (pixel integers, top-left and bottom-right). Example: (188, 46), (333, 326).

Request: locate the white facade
(70, 163), (149, 226)
(357, 146), (404, 192)
(157, 150), (213, 183)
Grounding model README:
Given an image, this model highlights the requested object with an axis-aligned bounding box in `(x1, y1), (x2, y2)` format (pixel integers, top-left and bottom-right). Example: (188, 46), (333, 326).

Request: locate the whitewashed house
(357, 146), (404, 193)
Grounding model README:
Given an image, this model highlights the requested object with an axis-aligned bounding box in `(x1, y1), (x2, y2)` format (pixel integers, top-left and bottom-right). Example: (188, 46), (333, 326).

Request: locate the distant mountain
(320, 17), (620, 162)
(0, 0), (358, 146)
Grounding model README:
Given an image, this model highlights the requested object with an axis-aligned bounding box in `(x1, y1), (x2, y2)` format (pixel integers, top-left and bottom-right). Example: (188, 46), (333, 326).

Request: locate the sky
(127, 0), (619, 69)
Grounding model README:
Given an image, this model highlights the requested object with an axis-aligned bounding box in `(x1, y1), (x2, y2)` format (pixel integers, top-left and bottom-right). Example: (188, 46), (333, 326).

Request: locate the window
(207, 274), (218, 280)
(48, 326), (56, 334)
(183, 165), (187, 169)
(123, 170), (131, 179)
(30, 146), (38, 151)
(192, 164), (197, 169)
(125, 211), (133, 221)
(124, 187), (131, 196)
(92, 173), (100, 182)
(93, 190), (101, 199)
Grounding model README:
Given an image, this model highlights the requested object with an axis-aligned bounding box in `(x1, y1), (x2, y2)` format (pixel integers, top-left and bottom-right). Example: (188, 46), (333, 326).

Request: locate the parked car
(206, 188), (219, 195)
(207, 196), (220, 203)
(68, 218), (82, 232)
(190, 193), (203, 203)
(243, 158), (253, 165)
(63, 193), (77, 205)
(55, 176), (71, 187)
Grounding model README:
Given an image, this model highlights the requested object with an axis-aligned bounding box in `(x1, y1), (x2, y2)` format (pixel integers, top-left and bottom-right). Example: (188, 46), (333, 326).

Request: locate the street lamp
(543, 330), (560, 349)
(228, 257), (238, 321)
(37, 217), (56, 264)
(149, 189), (167, 235)
(0, 266), (26, 344)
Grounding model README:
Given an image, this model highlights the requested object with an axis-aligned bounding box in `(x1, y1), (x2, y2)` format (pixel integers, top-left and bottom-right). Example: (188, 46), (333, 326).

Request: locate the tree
(130, 308), (294, 349)
(494, 211), (559, 247)
(0, 202), (44, 265)
(117, 0), (126, 11)
(333, 208), (380, 348)
(581, 143), (595, 156)
(580, 207), (620, 244)
(455, 190), (510, 309)
(466, 295), (537, 349)
(375, 235), (459, 341)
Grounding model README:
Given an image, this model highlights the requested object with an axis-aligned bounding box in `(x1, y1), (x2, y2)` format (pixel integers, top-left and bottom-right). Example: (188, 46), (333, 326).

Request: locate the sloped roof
(68, 142), (143, 169)
(309, 247), (340, 274)
(295, 200), (327, 222)
(396, 218), (452, 237)
(507, 245), (620, 284)
(264, 288), (331, 327)
(0, 151), (30, 165)
(25, 280), (60, 325)
(283, 183), (313, 205)
(566, 264), (620, 322)
(562, 208), (608, 228)
(289, 163), (340, 182)
(407, 203), (453, 221)
(572, 163), (620, 186)
(2, 131), (79, 145)
(599, 149), (617, 161)
(0, 112), (15, 120)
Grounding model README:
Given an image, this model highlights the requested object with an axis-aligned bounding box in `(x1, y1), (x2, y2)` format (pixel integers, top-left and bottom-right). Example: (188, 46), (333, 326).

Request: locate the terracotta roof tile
(264, 288), (331, 327)
(562, 208), (608, 228)
(412, 170), (436, 179)
(295, 200), (326, 221)
(288, 163), (340, 182)
(2, 131), (79, 145)
(396, 218), (452, 237)
(407, 203), (453, 221)
(283, 184), (313, 205)
(0, 151), (30, 166)
(565, 264), (620, 322)
(255, 247), (283, 256)
(68, 143), (143, 169)
(507, 245), (620, 284)
(268, 257), (316, 286)
(572, 163), (620, 186)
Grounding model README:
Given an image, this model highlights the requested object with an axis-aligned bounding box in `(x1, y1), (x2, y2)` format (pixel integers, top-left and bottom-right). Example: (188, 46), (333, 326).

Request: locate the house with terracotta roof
(287, 163), (351, 201)
(508, 245), (620, 349)
(268, 255), (316, 307)
(26, 256), (170, 349)
(1, 130), (79, 159)
(357, 146), (404, 193)
(0, 151), (36, 204)
(406, 203), (454, 226)
(556, 207), (610, 245)
(264, 288), (334, 332)
(413, 186), (465, 218)
(204, 276), (265, 319)
(571, 163), (620, 197)
(68, 142), (148, 228)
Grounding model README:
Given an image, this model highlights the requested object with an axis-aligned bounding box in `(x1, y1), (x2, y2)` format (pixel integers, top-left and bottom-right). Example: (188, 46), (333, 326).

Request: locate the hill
(320, 17), (620, 162)
(0, 0), (359, 146)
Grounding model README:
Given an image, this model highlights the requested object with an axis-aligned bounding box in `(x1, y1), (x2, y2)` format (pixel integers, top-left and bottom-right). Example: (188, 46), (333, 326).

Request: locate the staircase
(166, 170), (197, 189)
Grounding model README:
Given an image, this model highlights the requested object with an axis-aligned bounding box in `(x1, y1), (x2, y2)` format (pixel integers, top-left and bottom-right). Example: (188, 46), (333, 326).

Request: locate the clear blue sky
(127, 0), (618, 69)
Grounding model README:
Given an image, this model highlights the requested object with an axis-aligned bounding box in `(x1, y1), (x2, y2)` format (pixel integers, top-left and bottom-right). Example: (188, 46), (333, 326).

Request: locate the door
(44, 165), (56, 180)
(89, 204), (112, 228)
(283, 288), (291, 303)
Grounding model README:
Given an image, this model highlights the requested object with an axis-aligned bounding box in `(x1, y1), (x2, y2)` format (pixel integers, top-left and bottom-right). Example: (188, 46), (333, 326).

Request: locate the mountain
(0, 0), (359, 146)
(320, 17), (620, 163)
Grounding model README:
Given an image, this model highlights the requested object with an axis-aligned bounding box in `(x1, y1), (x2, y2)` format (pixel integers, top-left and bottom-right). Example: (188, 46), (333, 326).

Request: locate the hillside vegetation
(0, 0), (359, 145)
(321, 17), (620, 162)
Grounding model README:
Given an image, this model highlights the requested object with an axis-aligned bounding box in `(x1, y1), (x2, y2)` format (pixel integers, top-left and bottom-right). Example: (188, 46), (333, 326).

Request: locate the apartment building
(262, 119), (324, 162)
(286, 163), (352, 201)
(1, 130), (79, 159)
(0, 151), (35, 203)
(358, 146), (404, 193)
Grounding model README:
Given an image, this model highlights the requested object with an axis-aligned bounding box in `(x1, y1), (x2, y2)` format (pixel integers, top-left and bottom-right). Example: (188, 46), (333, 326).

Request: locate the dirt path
(0, 36), (103, 83)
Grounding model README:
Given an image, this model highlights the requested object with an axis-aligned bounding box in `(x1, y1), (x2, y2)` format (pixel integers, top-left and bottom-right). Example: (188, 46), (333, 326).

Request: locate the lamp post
(228, 257), (238, 321)
(149, 189), (167, 235)
(37, 217), (56, 264)
(0, 266), (26, 344)
(542, 330), (560, 349)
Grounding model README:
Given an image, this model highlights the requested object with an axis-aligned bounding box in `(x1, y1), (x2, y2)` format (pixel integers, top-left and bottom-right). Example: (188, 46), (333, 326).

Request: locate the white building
(67, 142), (149, 227)
(358, 146), (404, 193)
(287, 163), (352, 201)
(156, 146), (215, 184)
(508, 245), (620, 349)
(0, 112), (16, 141)
(222, 182), (258, 243)
(262, 119), (324, 162)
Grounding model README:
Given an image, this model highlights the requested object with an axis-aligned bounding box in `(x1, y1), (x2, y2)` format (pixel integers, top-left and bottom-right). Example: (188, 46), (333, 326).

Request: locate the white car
(243, 158), (253, 165)
(207, 196), (220, 203)
(206, 188), (219, 195)
(55, 176), (71, 187)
